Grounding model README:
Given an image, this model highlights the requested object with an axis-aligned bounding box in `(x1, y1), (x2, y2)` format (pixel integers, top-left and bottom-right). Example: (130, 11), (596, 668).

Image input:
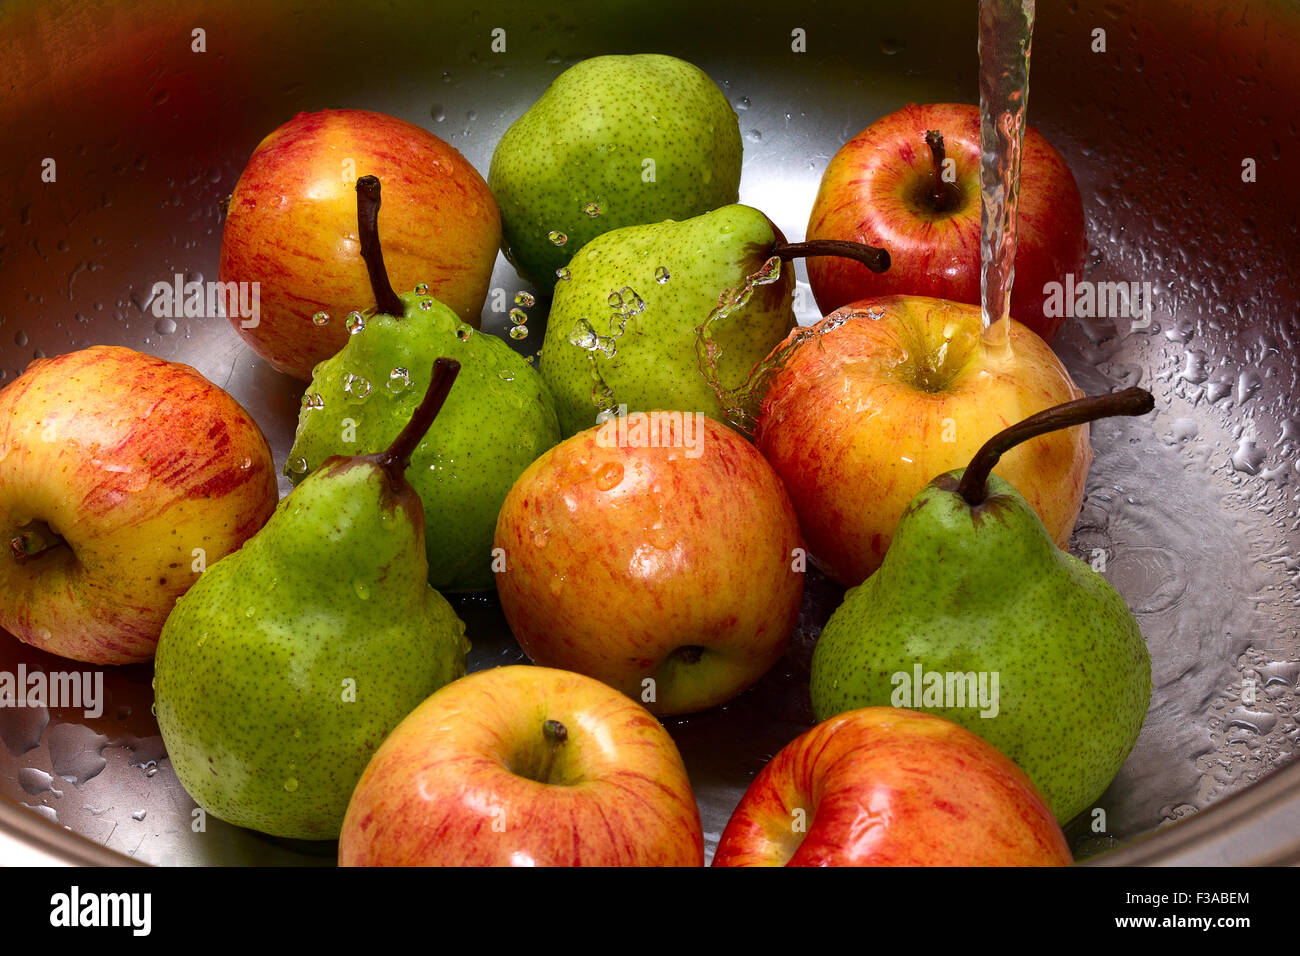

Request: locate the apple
(805, 102), (1085, 342)
(0, 346), (279, 665)
(754, 295), (1087, 587)
(493, 411), (804, 716)
(219, 109), (500, 380)
(712, 707), (1072, 866)
(339, 665), (704, 866)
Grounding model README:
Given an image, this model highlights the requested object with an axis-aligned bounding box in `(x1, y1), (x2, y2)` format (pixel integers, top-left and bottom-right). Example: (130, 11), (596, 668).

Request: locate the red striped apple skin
(339, 666), (704, 867)
(755, 296), (1086, 587)
(0, 346), (278, 664)
(493, 415), (805, 716)
(806, 103), (1085, 343)
(219, 109), (500, 380)
(712, 707), (1072, 867)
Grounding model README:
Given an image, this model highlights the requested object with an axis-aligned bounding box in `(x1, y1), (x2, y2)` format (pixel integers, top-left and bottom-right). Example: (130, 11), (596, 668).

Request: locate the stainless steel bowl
(2, 0), (1298, 865)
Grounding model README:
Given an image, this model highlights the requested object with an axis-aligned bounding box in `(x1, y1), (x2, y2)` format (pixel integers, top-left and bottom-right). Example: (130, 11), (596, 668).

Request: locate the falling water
(978, 0), (1035, 337)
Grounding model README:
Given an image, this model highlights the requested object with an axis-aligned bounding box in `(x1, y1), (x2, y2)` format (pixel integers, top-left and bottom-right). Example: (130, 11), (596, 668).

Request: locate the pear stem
(772, 238), (890, 275)
(535, 719), (568, 784)
(956, 387), (1155, 507)
(8, 521), (68, 563)
(924, 129), (957, 212)
(355, 175), (406, 318)
(377, 358), (461, 478)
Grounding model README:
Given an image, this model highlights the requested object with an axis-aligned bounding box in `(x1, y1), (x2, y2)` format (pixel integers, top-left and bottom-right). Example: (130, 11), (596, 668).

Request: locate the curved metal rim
(4, 757), (1299, 866)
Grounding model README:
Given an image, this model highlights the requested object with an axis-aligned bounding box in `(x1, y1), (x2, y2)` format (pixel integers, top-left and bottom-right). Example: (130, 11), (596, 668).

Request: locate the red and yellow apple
(755, 295), (1087, 586)
(493, 412), (804, 715)
(0, 346), (279, 664)
(219, 109), (501, 380)
(805, 102), (1085, 342)
(712, 707), (1072, 866)
(339, 665), (704, 866)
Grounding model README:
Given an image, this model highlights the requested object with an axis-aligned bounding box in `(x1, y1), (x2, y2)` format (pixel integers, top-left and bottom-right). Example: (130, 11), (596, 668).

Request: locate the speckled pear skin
(289, 292), (561, 592)
(809, 471), (1151, 824)
(489, 53), (742, 289)
(153, 457), (469, 841)
(541, 205), (795, 436)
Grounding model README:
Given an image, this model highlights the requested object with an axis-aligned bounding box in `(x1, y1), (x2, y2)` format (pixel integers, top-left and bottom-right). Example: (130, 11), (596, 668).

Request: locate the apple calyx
(772, 238), (890, 275)
(372, 357), (461, 483)
(924, 130), (961, 212)
(8, 520), (68, 564)
(954, 387), (1155, 507)
(355, 175), (407, 318)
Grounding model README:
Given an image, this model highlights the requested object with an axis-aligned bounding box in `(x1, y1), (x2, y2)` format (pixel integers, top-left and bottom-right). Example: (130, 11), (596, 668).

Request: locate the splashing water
(694, 255), (801, 433)
(566, 287), (648, 416)
(978, 0), (1034, 341)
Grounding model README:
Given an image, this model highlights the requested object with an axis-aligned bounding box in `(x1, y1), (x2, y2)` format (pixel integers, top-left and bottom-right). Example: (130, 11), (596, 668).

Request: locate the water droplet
(353, 580), (370, 600)
(414, 282), (429, 295)
(343, 374), (372, 400)
(583, 202), (601, 217)
(154, 317), (177, 335)
(244, 606), (256, 618)
(498, 368), (515, 382)
(618, 287), (646, 315)
(595, 461), (624, 491)
(345, 311), (366, 334)
(655, 266), (670, 284)
(509, 325), (528, 340)
(431, 104), (446, 122)
(569, 319), (599, 350)
(387, 367), (411, 395)
(509, 308), (528, 325)
(240, 457), (252, 470)
(312, 311), (330, 326)
(286, 456), (308, 477)
(514, 291), (536, 307)
(419, 299), (434, 311)
(14, 331), (28, 347)
(301, 392), (325, 411)
(607, 290), (624, 309)
(556, 268), (572, 281)
(131, 809), (147, 822)
(532, 532), (549, 548)
(547, 230), (568, 246)
(283, 778), (299, 793)
(456, 325), (473, 341)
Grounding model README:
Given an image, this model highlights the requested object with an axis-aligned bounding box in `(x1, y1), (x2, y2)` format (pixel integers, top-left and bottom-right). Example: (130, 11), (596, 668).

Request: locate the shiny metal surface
(1, 0), (1299, 865)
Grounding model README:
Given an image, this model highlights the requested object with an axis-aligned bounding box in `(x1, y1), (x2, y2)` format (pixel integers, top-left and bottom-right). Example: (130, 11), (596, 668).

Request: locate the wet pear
(489, 54), (742, 288)
(810, 389), (1156, 823)
(290, 176), (561, 592)
(154, 359), (470, 841)
(540, 204), (889, 436)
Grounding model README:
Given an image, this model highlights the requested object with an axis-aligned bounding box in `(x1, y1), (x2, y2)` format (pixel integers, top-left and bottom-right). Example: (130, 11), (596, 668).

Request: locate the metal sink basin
(2, 0), (1298, 865)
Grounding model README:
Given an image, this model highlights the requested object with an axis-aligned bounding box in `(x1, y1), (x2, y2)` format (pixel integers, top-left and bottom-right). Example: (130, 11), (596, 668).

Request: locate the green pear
(540, 204), (889, 436)
(290, 176), (561, 592)
(489, 53), (742, 289)
(809, 388), (1156, 823)
(154, 359), (470, 840)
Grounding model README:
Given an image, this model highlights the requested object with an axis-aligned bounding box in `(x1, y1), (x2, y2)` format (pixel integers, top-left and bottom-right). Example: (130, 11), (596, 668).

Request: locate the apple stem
(772, 238), (890, 275)
(376, 357), (461, 479)
(9, 521), (67, 564)
(925, 130), (957, 212)
(956, 387), (1155, 507)
(355, 175), (407, 318)
(536, 719), (568, 784)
